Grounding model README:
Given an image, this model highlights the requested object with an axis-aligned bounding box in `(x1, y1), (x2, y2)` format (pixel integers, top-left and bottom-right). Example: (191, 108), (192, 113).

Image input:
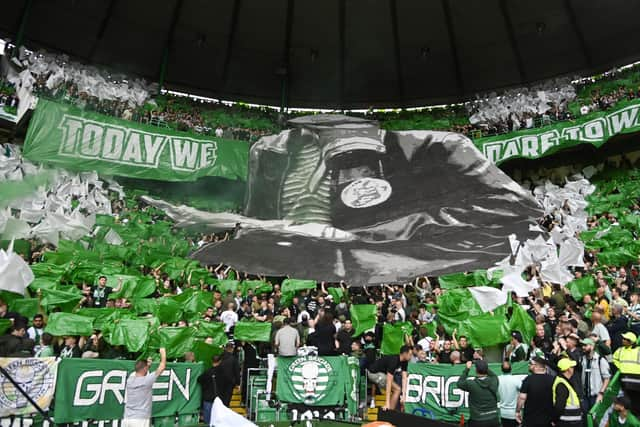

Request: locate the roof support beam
(221, 0), (242, 88)
(157, 0), (184, 91)
(441, 0), (464, 95)
(499, 0), (526, 83)
(563, 0), (592, 68)
(14, 0), (34, 52)
(279, 0), (295, 112)
(88, 0), (117, 61)
(338, 0), (346, 110)
(389, 0), (405, 106)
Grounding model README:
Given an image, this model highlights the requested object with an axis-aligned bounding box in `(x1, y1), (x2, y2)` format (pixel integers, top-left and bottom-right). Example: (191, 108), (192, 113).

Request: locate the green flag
(349, 304), (377, 336)
(108, 276), (156, 300)
(438, 270), (491, 289)
(9, 298), (40, 320)
(240, 280), (272, 296)
(157, 298), (183, 324)
(327, 286), (345, 303)
(192, 339), (223, 363)
(463, 312), (511, 348)
(45, 312), (94, 336)
(133, 299), (158, 316)
(508, 303), (536, 345)
(76, 307), (124, 331)
(165, 327), (198, 359)
(40, 286), (83, 312)
(566, 276), (597, 300)
(171, 290), (212, 314)
(381, 322), (411, 355)
(234, 320), (272, 342)
(280, 279), (316, 306)
(193, 321), (228, 347)
(104, 319), (151, 352)
(213, 279), (240, 295)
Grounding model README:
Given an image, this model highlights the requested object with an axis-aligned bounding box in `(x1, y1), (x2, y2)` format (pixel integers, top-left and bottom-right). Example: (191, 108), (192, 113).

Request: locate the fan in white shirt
(220, 302), (239, 332)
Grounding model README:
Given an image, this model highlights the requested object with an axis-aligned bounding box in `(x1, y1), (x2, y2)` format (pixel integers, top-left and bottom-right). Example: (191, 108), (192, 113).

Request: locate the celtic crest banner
(0, 357), (58, 417)
(276, 356), (356, 407)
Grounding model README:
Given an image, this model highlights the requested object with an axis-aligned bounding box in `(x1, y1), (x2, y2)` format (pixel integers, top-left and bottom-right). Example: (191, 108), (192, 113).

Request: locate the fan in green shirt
(610, 396), (640, 427)
(35, 333), (55, 357)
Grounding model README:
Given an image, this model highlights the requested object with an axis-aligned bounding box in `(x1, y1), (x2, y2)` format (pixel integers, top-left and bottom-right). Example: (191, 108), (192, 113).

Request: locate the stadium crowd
(1, 163), (640, 425)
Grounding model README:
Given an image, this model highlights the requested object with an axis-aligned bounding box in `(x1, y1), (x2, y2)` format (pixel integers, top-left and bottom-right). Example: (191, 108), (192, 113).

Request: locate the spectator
(366, 345), (412, 410)
(218, 343), (240, 406)
(552, 358), (583, 427)
(122, 347), (167, 427)
(83, 276), (122, 308)
(274, 317), (300, 356)
(336, 319), (354, 355)
(453, 329), (474, 362)
(580, 338), (611, 410)
(309, 312), (337, 356)
(27, 314), (45, 349)
(220, 302), (238, 332)
(504, 331), (527, 363)
(0, 322), (35, 357)
(516, 356), (555, 427)
(458, 359), (500, 427)
(198, 355), (223, 424)
(612, 332), (640, 414)
(498, 361), (522, 427)
(59, 336), (82, 358)
(35, 332), (55, 357)
(609, 396), (640, 427)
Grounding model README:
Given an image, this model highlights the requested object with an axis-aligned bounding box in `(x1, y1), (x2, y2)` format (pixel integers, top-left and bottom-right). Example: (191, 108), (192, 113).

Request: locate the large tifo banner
(476, 98), (640, 164)
(277, 356), (359, 411)
(23, 99), (248, 182)
(53, 358), (203, 423)
(0, 357), (58, 417)
(191, 115), (541, 284)
(405, 361), (528, 423)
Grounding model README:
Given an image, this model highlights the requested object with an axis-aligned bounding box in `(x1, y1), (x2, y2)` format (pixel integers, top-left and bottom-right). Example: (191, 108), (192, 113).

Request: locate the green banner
(405, 361), (529, 423)
(475, 99), (640, 164)
(23, 99), (248, 182)
(276, 356), (357, 407)
(53, 358), (203, 423)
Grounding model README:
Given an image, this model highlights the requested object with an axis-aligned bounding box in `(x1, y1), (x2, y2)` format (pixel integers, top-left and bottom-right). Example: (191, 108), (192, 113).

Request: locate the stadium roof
(2, 0), (640, 109)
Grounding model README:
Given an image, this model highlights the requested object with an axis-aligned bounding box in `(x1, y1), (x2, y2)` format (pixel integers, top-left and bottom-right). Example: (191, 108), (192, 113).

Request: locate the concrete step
(232, 407), (247, 415)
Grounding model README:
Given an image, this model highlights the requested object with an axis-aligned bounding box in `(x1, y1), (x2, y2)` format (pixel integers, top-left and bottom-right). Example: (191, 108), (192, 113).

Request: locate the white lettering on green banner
(475, 100), (640, 164)
(24, 99), (247, 182)
(404, 362), (528, 422)
(54, 359), (202, 423)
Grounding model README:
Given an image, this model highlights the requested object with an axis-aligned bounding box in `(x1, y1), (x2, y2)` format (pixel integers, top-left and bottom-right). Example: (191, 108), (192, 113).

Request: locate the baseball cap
(580, 338), (595, 346)
(511, 331), (523, 342)
(557, 358), (577, 372)
(621, 331), (638, 343)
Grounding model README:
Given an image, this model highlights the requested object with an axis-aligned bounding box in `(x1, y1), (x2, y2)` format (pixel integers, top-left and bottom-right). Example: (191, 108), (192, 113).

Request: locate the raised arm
(155, 347), (167, 377)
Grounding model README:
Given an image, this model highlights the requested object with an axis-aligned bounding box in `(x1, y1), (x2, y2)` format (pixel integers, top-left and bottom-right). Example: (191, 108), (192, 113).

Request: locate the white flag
(0, 239), (34, 295)
(210, 397), (257, 427)
(468, 286), (508, 313)
(501, 272), (539, 297)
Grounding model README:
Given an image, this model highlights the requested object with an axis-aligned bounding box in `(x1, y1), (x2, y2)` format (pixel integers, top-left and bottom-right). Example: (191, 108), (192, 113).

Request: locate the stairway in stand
(366, 390), (386, 421)
(230, 386), (247, 417)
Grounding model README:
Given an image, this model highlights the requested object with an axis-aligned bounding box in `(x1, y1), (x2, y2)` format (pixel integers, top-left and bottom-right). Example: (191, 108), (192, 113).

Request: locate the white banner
(0, 357), (58, 417)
